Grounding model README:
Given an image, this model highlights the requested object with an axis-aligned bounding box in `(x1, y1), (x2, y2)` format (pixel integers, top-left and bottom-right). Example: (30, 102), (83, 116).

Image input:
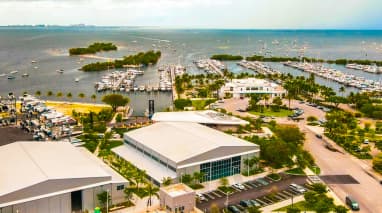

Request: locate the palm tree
(46, 90), (54, 97)
(263, 94), (270, 108)
(339, 86), (345, 97)
(78, 93), (85, 99)
(161, 177), (172, 186)
(35, 90), (41, 98)
(134, 170), (147, 191)
(91, 94), (97, 102)
(66, 92), (72, 100)
(145, 183), (159, 209)
(192, 172), (204, 185)
(56, 91), (63, 100)
(123, 187), (134, 204)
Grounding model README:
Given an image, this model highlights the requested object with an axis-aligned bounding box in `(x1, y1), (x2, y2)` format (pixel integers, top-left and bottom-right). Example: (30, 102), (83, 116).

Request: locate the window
(200, 156), (241, 182)
(116, 184), (125, 191)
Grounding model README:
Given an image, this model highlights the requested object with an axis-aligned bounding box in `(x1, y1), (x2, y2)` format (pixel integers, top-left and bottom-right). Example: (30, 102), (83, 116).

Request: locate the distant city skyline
(0, 0), (381, 29)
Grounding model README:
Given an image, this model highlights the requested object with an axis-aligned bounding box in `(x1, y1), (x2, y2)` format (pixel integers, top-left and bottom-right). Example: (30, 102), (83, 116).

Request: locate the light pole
(106, 189), (109, 213)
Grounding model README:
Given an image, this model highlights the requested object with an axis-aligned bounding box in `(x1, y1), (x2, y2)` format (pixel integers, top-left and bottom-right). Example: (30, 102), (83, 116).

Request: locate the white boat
(31, 60), (37, 63)
(139, 86), (145, 91)
(33, 66), (38, 69)
(7, 75), (15, 80)
(0, 73), (6, 77)
(10, 70), (18, 74)
(75, 78), (80, 82)
(57, 69), (64, 74)
(22, 73), (29, 77)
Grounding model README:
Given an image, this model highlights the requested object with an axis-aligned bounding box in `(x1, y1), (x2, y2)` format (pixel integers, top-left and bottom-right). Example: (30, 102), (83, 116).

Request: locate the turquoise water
(0, 27), (382, 114)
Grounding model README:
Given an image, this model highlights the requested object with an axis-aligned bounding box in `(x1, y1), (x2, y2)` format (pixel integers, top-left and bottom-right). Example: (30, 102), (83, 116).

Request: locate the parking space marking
(243, 183), (253, 189)
(255, 199), (268, 206)
(281, 190), (293, 197)
(277, 192), (290, 199)
(274, 194), (285, 201)
(203, 193), (215, 200)
(210, 191), (222, 198)
(262, 197), (274, 204)
(247, 182), (258, 188)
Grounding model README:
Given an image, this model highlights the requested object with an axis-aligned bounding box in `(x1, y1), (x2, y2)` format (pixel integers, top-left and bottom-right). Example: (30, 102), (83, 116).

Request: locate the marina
(94, 65), (185, 93)
(193, 59), (225, 76)
(238, 60), (281, 75)
(283, 61), (382, 92)
(345, 63), (382, 74)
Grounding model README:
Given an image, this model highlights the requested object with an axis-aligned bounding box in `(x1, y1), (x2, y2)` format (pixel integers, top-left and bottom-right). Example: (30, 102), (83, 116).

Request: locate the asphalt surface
(0, 127), (33, 146)
(196, 175), (306, 212)
(221, 98), (382, 212)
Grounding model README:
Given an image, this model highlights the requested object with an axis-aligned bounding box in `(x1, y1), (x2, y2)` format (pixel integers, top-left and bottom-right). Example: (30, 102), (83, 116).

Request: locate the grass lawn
(46, 101), (110, 116)
(267, 173), (282, 181)
(249, 108), (293, 117)
(275, 201), (312, 211)
(285, 167), (306, 175)
(191, 99), (216, 110)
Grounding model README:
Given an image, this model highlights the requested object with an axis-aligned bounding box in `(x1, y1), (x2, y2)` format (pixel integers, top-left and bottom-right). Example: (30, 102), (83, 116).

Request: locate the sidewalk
(112, 195), (160, 213)
(195, 167), (293, 193)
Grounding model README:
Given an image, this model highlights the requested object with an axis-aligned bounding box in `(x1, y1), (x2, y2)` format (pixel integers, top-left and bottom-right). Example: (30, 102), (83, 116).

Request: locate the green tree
(210, 203), (220, 213)
(47, 90), (54, 97)
(56, 91), (63, 99)
(311, 183), (327, 194)
(174, 98), (192, 110)
(219, 177), (229, 187)
(102, 94), (130, 112)
(91, 94), (97, 102)
(97, 191), (110, 208)
(192, 172), (204, 184)
(181, 174), (193, 184)
(145, 183), (159, 208)
(272, 96), (283, 111)
(124, 187), (134, 204)
(78, 93), (85, 99)
(286, 207), (301, 213)
(334, 205), (348, 213)
(373, 153), (382, 173)
(66, 92), (72, 100)
(161, 177), (172, 186)
(247, 206), (262, 213)
(116, 113), (123, 123)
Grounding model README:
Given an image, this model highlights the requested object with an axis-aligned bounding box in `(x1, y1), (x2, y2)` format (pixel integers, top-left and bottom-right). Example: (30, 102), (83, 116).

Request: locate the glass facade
(200, 156), (241, 182)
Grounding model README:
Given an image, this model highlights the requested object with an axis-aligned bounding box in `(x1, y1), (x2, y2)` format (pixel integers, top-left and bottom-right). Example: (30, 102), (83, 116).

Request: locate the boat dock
(283, 61), (382, 92)
(158, 64), (186, 100)
(345, 63), (382, 74)
(237, 60), (281, 75)
(194, 59), (224, 76)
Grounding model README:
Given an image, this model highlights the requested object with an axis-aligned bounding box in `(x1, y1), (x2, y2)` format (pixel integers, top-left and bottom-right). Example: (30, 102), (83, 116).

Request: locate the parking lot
(0, 127), (33, 146)
(196, 174), (308, 212)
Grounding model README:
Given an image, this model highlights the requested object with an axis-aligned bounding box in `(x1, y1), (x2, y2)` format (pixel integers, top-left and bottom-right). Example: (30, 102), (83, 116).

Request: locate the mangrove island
(69, 42), (117, 55)
(81, 50), (161, 72)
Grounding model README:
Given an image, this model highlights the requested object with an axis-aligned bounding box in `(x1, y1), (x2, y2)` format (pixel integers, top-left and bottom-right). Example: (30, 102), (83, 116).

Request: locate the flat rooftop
(152, 110), (249, 125)
(118, 122), (259, 167)
(161, 183), (194, 197)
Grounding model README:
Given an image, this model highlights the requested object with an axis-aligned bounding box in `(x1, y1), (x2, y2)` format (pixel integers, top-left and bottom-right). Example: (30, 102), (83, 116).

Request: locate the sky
(0, 0), (381, 29)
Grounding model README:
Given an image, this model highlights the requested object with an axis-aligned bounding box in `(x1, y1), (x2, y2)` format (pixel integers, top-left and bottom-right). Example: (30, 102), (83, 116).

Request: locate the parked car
(233, 183), (245, 190)
(228, 205), (241, 213)
(345, 196), (360, 211)
(195, 193), (206, 201)
(239, 200), (252, 207)
(249, 200), (261, 207)
(289, 183), (307, 193)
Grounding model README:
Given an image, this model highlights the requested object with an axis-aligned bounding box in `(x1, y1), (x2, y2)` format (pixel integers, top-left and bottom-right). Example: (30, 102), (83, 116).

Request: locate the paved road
(196, 175), (306, 212)
(285, 100), (382, 213)
(221, 98), (382, 212)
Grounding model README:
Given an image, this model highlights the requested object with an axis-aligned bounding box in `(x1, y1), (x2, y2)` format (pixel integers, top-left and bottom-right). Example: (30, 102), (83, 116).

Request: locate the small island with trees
(69, 42), (117, 55)
(81, 50), (161, 72)
(209, 53), (382, 66)
(210, 54), (243, 61)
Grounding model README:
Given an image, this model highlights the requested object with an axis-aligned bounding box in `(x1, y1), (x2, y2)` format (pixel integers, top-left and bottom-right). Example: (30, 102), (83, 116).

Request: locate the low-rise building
(151, 110), (249, 131)
(159, 184), (195, 213)
(219, 78), (286, 99)
(0, 142), (128, 213)
(112, 122), (259, 185)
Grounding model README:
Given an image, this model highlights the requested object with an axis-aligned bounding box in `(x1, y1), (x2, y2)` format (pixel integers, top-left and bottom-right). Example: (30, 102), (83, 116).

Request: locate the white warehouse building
(0, 142), (128, 213)
(112, 122), (260, 185)
(219, 78), (286, 99)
